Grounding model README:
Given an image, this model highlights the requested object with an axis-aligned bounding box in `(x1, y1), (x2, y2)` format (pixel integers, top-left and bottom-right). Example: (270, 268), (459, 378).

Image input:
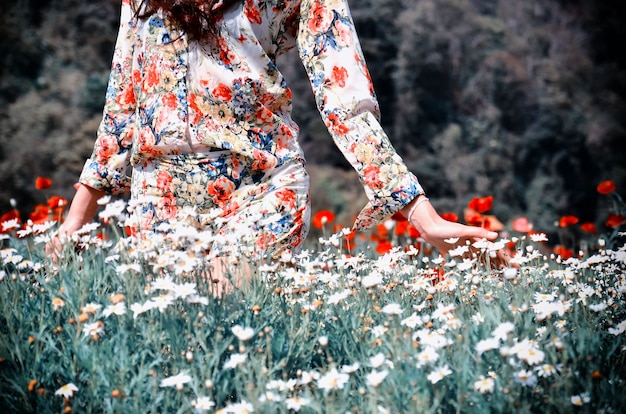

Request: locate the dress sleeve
(296, 0), (424, 230)
(79, 0), (137, 195)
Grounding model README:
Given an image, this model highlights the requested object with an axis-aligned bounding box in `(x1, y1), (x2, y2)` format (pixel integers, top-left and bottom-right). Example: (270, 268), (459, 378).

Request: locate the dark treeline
(1, 0), (625, 237)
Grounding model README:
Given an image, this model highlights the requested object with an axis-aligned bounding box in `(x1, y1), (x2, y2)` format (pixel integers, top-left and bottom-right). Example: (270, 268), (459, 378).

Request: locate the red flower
(605, 214), (626, 228)
(580, 222), (597, 234)
(35, 177), (52, 190)
(391, 211), (407, 222)
(559, 215), (579, 228)
(29, 204), (50, 224)
(312, 210), (335, 229)
(464, 208), (484, 227)
(511, 217), (532, 233)
(597, 180), (616, 195)
(440, 212), (458, 222)
(331, 66), (348, 88)
(468, 196), (493, 213)
(376, 240), (393, 255)
(407, 225), (420, 239)
(553, 245), (574, 260)
(394, 220), (409, 236)
(0, 210), (21, 233)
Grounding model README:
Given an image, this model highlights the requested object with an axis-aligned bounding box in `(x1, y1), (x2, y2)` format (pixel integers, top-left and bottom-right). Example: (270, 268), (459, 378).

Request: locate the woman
(54, 0), (499, 271)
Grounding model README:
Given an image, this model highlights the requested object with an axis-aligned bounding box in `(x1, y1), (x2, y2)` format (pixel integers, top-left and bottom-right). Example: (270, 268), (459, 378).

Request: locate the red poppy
(511, 217), (532, 233)
(391, 211), (407, 222)
(597, 180), (616, 195)
(482, 215), (504, 232)
(440, 212), (458, 223)
(605, 214), (626, 228)
(371, 224), (388, 242)
(559, 215), (579, 228)
(468, 196), (493, 213)
(553, 245), (574, 260)
(407, 225), (421, 239)
(580, 222), (598, 234)
(394, 220), (409, 236)
(464, 208), (484, 227)
(0, 210), (21, 233)
(376, 240), (393, 255)
(29, 204), (50, 224)
(312, 210), (335, 229)
(35, 177), (52, 190)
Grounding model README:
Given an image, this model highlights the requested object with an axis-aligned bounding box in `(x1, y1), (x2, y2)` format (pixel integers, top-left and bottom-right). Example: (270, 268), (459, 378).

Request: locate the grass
(0, 203), (624, 414)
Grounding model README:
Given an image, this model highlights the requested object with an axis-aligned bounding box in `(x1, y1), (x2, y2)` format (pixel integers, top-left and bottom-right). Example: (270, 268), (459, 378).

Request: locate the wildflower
(606, 213), (626, 228)
(81, 302), (102, 314)
(361, 272), (384, 288)
(401, 313), (423, 329)
(473, 377), (495, 394)
(285, 396), (310, 412)
(102, 302), (126, 318)
(427, 366), (452, 384)
(571, 393), (590, 406)
(589, 302), (607, 312)
(317, 336), (329, 347)
(608, 320), (626, 335)
(327, 289), (350, 305)
(97, 195), (112, 205)
(366, 369), (389, 387)
(220, 400), (254, 413)
(559, 215), (579, 227)
(380, 303), (403, 315)
(312, 210), (335, 229)
(150, 294), (175, 312)
(130, 302), (151, 319)
(514, 370), (537, 387)
(597, 180), (616, 195)
(159, 371), (192, 390)
(448, 245), (469, 257)
(151, 275), (177, 291)
(232, 325), (255, 341)
(55, 382), (78, 398)
(475, 337), (500, 355)
(259, 391), (282, 403)
(580, 222), (597, 234)
(468, 196), (493, 213)
(512, 217), (532, 232)
(82, 321), (104, 338)
(2, 218), (21, 232)
(192, 396), (215, 412)
(416, 346), (439, 368)
(536, 364), (558, 378)
(52, 297), (65, 311)
(511, 339), (545, 365)
(369, 353), (387, 368)
(317, 368), (350, 391)
(341, 362), (360, 374)
(224, 353), (247, 370)
(492, 322), (515, 341)
(441, 212), (458, 222)
(529, 233), (548, 242)
(115, 263), (141, 274)
(35, 177), (52, 190)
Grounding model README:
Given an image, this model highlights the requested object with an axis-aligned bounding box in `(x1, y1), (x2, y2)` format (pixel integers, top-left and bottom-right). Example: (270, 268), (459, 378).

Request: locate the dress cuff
(78, 159), (131, 195)
(353, 171), (424, 230)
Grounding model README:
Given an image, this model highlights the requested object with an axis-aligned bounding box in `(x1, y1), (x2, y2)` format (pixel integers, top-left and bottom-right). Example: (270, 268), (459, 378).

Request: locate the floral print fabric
(80, 0), (424, 256)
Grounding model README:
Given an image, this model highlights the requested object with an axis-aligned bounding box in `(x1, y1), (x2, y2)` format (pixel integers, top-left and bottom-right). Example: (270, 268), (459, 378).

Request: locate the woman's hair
(134, 0), (242, 40)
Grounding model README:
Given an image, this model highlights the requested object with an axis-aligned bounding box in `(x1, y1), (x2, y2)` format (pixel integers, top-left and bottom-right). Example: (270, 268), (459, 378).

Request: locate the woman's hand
(402, 195), (509, 268)
(45, 184), (106, 261)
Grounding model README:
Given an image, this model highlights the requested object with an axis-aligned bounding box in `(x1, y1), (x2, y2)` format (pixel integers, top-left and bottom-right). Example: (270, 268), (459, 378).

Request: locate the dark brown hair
(135, 0), (242, 40)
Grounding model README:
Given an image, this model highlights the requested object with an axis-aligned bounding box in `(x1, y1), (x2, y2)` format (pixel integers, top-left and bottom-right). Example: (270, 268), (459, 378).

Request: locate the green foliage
(0, 218), (625, 413)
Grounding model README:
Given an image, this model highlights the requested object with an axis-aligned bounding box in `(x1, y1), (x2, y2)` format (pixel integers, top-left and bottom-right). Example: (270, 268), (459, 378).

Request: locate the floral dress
(79, 0), (424, 259)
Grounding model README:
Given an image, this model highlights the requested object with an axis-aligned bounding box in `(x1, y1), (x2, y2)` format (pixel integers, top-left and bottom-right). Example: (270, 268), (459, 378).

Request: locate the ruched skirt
(126, 151), (310, 260)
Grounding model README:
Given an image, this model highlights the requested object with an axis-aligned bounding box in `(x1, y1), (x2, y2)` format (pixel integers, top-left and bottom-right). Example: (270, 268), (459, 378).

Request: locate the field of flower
(0, 180), (625, 413)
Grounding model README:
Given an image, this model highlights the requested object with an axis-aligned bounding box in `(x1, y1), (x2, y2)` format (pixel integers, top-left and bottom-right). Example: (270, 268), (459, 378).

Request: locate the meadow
(0, 180), (624, 413)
